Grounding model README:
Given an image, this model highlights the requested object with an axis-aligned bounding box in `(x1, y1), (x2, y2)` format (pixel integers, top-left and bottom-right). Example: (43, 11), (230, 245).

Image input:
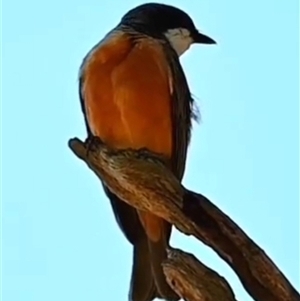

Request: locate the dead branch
(163, 247), (237, 301)
(68, 136), (300, 301)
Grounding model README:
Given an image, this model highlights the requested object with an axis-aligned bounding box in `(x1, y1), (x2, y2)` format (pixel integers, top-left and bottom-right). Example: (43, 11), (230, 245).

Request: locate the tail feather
(148, 238), (180, 301)
(129, 238), (157, 301)
(129, 236), (179, 301)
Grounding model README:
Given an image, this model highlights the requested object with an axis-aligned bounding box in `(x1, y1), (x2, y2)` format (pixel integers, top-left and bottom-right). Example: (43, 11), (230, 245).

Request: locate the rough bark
(68, 136), (300, 301)
(163, 247), (237, 301)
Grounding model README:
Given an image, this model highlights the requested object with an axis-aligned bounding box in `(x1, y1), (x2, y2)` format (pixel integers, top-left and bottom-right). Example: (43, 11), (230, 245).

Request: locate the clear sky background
(2, 0), (299, 300)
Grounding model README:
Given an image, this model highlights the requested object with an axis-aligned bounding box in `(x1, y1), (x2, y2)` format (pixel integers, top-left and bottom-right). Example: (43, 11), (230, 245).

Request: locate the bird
(78, 3), (216, 301)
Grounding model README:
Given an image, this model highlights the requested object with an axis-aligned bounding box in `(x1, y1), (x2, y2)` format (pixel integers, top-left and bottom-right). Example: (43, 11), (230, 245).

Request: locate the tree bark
(68, 136), (300, 301)
(163, 247), (237, 301)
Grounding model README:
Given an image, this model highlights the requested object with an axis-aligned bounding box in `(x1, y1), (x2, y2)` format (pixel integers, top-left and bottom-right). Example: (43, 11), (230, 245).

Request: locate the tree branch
(163, 247), (237, 301)
(68, 136), (299, 301)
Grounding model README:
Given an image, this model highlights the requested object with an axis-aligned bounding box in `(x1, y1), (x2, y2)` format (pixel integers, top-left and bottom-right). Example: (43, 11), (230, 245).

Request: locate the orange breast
(81, 31), (172, 155)
(81, 31), (173, 241)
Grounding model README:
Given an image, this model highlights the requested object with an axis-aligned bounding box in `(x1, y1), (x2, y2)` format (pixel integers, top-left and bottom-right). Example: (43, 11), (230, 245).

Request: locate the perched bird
(78, 3), (215, 301)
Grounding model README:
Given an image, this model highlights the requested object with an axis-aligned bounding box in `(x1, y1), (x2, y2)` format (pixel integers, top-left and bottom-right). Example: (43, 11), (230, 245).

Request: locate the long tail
(129, 238), (157, 301)
(129, 236), (180, 301)
(148, 236), (180, 301)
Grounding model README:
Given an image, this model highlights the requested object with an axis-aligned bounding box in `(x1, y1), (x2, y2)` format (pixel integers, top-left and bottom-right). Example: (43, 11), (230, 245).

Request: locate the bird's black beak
(193, 30), (216, 45)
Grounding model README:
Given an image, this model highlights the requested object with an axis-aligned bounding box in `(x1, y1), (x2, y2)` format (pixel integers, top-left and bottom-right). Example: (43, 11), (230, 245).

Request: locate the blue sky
(2, 0), (299, 300)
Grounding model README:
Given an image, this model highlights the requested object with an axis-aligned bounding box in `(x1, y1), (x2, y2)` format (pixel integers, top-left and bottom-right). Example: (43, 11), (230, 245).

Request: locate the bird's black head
(120, 3), (216, 55)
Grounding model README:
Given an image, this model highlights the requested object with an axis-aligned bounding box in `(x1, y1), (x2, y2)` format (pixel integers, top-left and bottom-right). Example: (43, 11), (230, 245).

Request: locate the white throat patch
(164, 28), (193, 56)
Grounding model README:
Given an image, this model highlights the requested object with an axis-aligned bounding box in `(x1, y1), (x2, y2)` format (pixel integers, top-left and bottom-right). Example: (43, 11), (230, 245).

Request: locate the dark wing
(163, 42), (196, 180)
